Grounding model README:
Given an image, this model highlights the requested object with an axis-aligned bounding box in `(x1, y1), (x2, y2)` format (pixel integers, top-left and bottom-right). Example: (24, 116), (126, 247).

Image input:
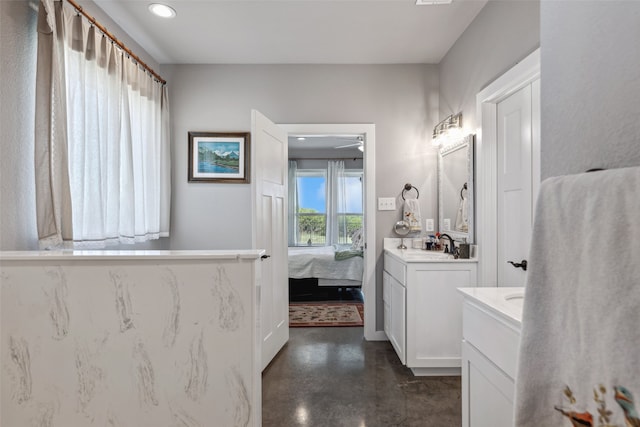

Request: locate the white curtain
(327, 160), (347, 245)
(287, 160), (298, 246)
(35, 0), (171, 248)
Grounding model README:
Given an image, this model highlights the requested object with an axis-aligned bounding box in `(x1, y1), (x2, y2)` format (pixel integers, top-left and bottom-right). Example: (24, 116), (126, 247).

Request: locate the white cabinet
(458, 288), (523, 427)
(383, 250), (478, 376)
(462, 342), (515, 427)
(406, 263), (477, 373)
(383, 270), (406, 364)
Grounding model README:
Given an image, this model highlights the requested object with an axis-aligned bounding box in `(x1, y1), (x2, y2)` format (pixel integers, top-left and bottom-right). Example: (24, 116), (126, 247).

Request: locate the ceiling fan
(335, 136), (364, 151)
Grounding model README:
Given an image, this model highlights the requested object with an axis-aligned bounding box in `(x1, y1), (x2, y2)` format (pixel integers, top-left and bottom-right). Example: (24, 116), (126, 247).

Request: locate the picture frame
(188, 131), (251, 183)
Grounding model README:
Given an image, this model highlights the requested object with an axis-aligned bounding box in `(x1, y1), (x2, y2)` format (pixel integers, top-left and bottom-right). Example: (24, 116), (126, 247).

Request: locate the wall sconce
(432, 113), (463, 146)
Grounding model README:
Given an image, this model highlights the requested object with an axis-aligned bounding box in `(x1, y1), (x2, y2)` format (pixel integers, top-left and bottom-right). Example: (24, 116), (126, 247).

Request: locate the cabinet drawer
(383, 253), (406, 284)
(463, 301), (520, 379)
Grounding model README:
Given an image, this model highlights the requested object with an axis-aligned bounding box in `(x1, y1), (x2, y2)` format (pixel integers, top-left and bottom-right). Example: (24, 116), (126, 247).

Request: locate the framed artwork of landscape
(188, 132), (251, 183)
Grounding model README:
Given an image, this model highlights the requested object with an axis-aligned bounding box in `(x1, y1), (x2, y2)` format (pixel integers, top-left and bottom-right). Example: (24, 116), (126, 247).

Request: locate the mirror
(438, 134), (474, 243)
(393, 220), (411, 249)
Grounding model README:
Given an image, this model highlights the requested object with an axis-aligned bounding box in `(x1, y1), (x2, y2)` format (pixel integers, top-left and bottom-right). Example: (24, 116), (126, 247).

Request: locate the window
(291, 166), (363, 247)
(34, 1), (170, 249)
(295, 169), (327, 246)
(337, 171), (363, 245)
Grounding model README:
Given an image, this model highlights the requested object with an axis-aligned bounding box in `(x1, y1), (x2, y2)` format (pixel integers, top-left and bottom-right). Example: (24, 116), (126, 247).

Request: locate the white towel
(515, 166), (640, 427)
(403, 199), (422, 232)
(455, 189), (468, 232)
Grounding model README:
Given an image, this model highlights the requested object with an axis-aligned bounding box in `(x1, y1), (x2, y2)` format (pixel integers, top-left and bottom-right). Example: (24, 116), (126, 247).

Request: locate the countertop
(0, 249), (266, 261)
(457, 287), (524, 325)
(384, 247), (478, 264)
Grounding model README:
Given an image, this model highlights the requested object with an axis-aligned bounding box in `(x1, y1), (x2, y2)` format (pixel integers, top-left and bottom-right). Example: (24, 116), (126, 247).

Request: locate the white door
(252, 110), (289, 370)
(496, 81), (539, 286)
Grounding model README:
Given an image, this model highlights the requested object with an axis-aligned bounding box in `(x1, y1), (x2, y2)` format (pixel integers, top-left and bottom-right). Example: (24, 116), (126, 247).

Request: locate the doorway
(280, 124), (378, 341)
(476, 48), (541, 286)
(287, 134), (364, 304)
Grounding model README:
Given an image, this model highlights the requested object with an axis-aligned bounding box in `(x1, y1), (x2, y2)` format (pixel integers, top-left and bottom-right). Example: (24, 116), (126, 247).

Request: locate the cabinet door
(389, 275), (406, 365)
(406, 264), (476, 369)
(462, 342), (514, 427)
(383, 271), (391, 338)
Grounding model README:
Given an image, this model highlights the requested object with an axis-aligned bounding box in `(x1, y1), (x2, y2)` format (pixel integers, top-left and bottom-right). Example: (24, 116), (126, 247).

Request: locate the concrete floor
(262, 327), (462, 427)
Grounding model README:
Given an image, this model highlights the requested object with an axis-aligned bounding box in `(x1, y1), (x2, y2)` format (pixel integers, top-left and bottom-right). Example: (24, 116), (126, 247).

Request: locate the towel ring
(401, 183), (419, 200)
(460, 182), (468, 200)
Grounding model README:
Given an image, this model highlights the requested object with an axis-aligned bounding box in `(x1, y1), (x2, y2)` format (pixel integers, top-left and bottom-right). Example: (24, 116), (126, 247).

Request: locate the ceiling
(94, 0), (488, 65)
(288, 135), (364, 158)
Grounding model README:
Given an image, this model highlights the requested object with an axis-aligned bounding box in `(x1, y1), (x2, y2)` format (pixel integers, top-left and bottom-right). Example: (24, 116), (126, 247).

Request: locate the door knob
(261, 254), (271, 260)
(507, 259), (528, 271)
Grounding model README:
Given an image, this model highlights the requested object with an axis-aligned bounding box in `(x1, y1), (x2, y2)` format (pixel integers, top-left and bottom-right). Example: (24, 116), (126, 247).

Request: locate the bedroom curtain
(327, 160), (347, 245)
(34, 0), (171, 249)
(288, 160), (298, 246)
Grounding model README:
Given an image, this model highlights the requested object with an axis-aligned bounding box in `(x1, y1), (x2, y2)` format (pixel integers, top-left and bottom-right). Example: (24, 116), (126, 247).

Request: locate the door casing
(476, 48), (541, 286)
(281, 123), (383, 341)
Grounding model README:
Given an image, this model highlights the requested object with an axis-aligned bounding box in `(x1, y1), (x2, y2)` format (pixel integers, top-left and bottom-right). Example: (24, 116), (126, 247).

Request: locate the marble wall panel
(1, 258), (259, 427)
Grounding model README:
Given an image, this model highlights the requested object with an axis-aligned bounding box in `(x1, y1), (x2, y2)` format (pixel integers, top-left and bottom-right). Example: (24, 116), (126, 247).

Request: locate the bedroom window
(295, 169), (327, 246)
(337, 172), (363, 245)
(291, 165), (363, 247)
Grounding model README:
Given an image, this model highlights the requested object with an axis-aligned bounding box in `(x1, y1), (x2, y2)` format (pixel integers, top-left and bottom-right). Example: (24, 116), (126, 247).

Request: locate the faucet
(438, 233), (457, 257)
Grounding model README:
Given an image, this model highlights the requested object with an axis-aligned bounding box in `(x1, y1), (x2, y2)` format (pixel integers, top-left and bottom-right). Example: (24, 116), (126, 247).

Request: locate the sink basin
(401, 251), (453, 261)
(457, 287), (524, 324)
(504, 291), (525, 309)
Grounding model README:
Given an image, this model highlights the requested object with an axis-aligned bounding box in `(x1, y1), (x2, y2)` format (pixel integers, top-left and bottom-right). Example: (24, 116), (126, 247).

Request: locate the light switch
(425, 218), (434, 231)
(443, 218), (451, 231)
(378, 197), (396, 211)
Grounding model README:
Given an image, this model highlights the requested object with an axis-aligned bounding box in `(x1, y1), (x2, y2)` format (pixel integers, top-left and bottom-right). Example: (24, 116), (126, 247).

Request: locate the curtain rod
(64, 0), (166, 85)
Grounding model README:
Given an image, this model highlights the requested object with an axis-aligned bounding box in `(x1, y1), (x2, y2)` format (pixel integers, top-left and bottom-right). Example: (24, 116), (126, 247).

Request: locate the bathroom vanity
(383, 240), (477, 376)
(458, 287), (524, 427)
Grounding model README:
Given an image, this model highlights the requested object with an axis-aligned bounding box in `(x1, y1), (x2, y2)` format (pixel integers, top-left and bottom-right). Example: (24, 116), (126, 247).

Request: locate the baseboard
(364, 330), (388, 341)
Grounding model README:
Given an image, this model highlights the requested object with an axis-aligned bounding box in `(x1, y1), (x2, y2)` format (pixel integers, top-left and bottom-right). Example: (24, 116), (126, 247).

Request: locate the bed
(288, 245), (363, 289)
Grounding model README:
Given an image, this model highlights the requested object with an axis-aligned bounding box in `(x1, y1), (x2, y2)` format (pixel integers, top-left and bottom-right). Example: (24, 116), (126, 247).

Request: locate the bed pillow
(350, 228), (363, 250)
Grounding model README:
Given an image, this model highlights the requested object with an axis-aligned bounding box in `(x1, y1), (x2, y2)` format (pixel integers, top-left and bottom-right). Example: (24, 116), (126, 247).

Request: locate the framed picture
(188, 132), (250, 183)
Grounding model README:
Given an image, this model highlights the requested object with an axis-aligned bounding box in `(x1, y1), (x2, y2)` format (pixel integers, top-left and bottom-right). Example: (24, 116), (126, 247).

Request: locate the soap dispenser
(425, 235), (435, 251)
(459, 238), (470, 259)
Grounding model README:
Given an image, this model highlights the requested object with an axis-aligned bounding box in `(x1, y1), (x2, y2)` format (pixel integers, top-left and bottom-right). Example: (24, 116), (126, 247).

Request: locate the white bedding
(288, 246), (363, 282)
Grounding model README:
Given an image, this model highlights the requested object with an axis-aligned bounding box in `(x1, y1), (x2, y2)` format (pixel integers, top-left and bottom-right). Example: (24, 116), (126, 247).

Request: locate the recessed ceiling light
(297, 137), (306, 141)
(148, 3), (176, 18)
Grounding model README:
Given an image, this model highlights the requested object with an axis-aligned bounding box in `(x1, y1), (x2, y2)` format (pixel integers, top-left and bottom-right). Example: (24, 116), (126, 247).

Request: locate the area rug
(289, 302), (364, 327)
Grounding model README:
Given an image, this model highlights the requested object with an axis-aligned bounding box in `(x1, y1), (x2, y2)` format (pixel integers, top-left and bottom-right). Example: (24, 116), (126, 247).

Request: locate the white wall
(162, 64), (439, 248)
(438, 0), (540, 133)
(540, 1), (640, 178)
